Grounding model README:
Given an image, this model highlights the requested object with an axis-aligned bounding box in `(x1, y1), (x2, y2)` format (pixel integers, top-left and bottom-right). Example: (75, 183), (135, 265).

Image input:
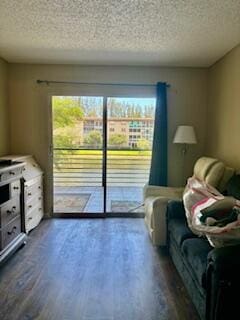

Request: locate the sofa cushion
(205, 162), (225, 188)
(167, 200), (185, 220)
(226, 174), (240, 200)
(218, 166), (235, 192)
(181, 238), (212, 288)
(168, 218), (197, 246)
(193, 157), (218, 181)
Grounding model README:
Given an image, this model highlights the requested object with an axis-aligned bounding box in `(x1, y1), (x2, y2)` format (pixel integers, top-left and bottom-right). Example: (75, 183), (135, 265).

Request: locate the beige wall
(0, 58), (9, 155)
(206, 44), (240, 169)
(8, 64), (208, 215)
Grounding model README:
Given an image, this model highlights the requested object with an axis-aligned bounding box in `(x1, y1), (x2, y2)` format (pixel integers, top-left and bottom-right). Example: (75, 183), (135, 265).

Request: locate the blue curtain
(149, 82), (168, 186)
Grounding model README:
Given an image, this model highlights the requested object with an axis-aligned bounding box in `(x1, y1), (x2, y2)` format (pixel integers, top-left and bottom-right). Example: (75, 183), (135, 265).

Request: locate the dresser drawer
(0, 167), (23, 182)
(0, 216), (21, 250)
(25, 177), (42, 200)
(25, 206), (43, 233)
(25, 192), (43, 213)
(0, 197), (20, 228)
(10, 180), (21, 197)
(26, 189), (42, 205)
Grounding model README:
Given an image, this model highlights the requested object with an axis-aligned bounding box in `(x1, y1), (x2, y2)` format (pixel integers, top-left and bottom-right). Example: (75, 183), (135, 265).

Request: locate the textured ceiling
(0, 0), (240, 67)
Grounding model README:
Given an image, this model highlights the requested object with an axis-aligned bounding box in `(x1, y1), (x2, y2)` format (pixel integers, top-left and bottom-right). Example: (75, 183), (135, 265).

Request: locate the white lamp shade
(173, 125), (197, 144)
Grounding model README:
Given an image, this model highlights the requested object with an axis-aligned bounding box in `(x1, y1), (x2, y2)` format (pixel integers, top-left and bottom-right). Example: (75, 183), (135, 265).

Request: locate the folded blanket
(200, 197), (236, 224)
(183, 177), (223, 236)
(183, 177), (240, 247)
(204, 207), (240, 227)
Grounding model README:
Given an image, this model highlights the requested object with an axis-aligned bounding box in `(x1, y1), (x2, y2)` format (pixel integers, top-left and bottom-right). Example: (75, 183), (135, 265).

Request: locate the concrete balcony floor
(54, 186), (144, 214)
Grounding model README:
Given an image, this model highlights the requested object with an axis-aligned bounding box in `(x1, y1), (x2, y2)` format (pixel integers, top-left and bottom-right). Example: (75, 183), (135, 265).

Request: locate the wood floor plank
(0, 218), (199, 320)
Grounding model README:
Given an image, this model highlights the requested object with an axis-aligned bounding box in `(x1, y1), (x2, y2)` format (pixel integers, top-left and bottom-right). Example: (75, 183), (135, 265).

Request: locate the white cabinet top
(0, 155), (43, 181)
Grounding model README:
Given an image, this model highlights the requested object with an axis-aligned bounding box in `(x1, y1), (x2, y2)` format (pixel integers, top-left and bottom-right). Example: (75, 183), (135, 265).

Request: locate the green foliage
(109, 134), (127, 147)
(84, 130), (102, 147)
(137, 138), (151, 150)
(53, 97), (84, 128)
(53, 134), (75, 148)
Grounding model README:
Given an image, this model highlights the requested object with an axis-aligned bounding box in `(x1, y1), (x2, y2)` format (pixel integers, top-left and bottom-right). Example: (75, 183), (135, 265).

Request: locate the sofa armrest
(143, 184), (183, 200)
(206, 245), (240, 320)
(207, 245), (240, 272)
(166, 200), (185, 220)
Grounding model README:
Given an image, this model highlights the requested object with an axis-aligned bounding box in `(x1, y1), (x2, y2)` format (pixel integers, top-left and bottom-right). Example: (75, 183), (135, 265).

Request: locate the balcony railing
(53, 148), (151, 187)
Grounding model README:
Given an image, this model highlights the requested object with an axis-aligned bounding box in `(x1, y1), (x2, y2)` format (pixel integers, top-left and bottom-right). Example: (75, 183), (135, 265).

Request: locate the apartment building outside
(83, 117), (154, 149)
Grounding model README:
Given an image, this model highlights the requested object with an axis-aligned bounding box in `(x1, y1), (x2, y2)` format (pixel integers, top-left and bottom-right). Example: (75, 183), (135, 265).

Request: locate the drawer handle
(7, 226), (17, 235)
(28, 205), (32, 209)
(28, 217), (33, 221)
(7, 206), (16, 214)
(39, 208), (42, 211)
(38, 186), (41, 189)
(9, 171), (15, 175)
(13, 186), (19, 190)
(38, 197), (42, 200)
(28, 192), (32, 196)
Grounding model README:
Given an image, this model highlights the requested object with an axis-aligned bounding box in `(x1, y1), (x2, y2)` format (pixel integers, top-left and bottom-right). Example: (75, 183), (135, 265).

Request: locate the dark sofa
(167, 200), (240, 320)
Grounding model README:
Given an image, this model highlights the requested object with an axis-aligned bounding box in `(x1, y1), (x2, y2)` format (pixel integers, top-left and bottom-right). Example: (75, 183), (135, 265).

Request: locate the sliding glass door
(52, 95), (155, 216)
(52, 96), (104, 215)
(106, 97), (156, 215)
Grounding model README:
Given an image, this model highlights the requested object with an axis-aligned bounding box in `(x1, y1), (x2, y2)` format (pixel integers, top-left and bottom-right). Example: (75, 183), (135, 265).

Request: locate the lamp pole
(173, 125), (197, 186)
(182, 143), (187, 185)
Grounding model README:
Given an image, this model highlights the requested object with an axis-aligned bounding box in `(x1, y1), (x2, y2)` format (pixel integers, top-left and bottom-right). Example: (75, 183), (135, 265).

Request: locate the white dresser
(0, 160), (26, 264)
(0, 155), (44, 233)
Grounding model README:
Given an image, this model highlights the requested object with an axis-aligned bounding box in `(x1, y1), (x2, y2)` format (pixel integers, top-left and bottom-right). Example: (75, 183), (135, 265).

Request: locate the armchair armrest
(145, 196), (175, 215)
(143, 184), (183, 200)
(166, 200), (185, 220)
(145, 196), (175, 246)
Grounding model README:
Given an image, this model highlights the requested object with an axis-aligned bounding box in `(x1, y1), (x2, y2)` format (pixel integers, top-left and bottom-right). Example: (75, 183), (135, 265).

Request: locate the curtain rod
(36, 79), (170, 87)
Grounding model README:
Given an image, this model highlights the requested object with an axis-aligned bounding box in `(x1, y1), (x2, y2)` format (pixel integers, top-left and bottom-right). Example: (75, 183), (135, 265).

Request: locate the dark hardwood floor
(0, 218), (199, 320)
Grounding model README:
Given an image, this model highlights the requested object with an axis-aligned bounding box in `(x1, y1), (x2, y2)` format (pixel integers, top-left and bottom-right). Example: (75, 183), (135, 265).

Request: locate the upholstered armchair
(144, 157), (234, 246)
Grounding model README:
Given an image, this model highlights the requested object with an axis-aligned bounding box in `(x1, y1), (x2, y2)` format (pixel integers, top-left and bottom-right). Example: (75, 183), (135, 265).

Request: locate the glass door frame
(102, 97), (107, 214)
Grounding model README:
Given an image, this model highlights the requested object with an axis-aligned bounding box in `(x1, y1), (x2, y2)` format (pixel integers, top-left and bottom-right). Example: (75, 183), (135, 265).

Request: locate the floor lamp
(173, 125), (197, 185)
